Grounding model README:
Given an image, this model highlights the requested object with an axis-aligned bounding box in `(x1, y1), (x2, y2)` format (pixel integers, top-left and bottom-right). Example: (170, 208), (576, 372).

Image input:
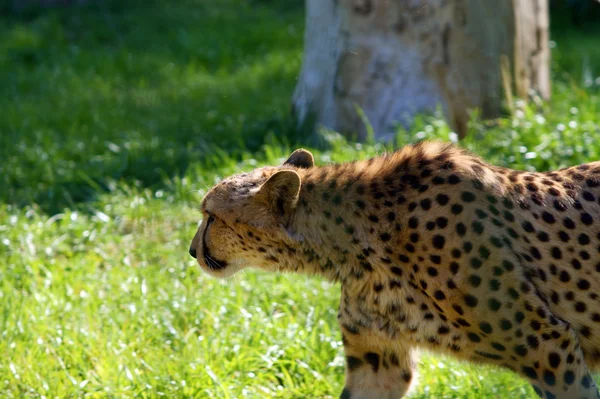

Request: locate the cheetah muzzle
(189, 142), (600, 399)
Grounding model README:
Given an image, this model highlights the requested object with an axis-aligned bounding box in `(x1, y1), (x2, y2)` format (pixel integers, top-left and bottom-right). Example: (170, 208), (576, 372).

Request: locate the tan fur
(190, 141), (600, 399)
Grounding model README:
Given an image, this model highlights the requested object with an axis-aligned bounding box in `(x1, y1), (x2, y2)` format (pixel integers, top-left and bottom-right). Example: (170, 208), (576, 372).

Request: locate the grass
(1, 1), (600, 397)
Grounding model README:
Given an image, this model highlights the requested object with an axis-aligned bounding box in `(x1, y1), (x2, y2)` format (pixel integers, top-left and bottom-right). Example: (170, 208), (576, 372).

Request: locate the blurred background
(0, 1), (599, 398)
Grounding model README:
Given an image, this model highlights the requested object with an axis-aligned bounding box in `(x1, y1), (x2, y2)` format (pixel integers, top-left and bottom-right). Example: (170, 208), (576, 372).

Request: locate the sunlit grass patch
(1, 1), (600, 397)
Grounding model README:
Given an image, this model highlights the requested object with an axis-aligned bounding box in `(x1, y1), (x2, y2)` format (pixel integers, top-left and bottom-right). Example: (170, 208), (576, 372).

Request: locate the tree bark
(293, 0), (550, 141)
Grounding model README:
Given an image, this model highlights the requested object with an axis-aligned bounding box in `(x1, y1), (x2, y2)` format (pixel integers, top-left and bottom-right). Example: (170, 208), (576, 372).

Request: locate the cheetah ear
(283, 149), (314, 169)
(257, 170), (301, 220)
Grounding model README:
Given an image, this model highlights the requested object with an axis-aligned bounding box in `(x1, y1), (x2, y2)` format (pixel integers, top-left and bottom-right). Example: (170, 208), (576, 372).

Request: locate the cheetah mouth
(202, 215), (228, 271)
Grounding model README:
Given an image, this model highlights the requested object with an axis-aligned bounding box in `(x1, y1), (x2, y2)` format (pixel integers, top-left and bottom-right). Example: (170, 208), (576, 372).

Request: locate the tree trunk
(293, 0), (550, 141)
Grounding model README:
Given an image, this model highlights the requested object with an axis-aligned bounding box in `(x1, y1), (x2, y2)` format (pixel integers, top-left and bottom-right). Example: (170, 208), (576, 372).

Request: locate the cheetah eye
(206, 214), (215, 227)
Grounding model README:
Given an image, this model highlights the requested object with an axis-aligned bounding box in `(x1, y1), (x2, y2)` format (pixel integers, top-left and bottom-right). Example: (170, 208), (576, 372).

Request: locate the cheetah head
(189, 149), (314, 278)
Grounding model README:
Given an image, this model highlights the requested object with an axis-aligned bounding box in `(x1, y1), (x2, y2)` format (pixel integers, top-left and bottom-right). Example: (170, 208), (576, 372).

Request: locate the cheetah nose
(189, 247), (197, 259)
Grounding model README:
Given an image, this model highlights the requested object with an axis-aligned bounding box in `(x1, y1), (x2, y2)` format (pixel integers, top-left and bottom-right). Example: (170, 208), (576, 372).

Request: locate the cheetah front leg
(339, 330), (417, 399)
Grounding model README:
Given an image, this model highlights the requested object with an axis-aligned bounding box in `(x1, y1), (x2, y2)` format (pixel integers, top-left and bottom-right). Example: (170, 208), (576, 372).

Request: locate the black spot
(467, 332), (481, 342)
(582, 374), (592, 389)
(472, 221), (484, 235)
(515, 312), (525, 323)
(488, 298), (501, 311)
(475, 209), (488, 219)
(436, 194), (450, 205)
(522, 366), (537, 379)
(448, 175), (461, 184)
(500, 319), (513, 331)
(463, 242), (473, 253)
(526, 335), (540, 349)
(450, 262), (459, 274)
(530, 246), (542, 260)
(480, 322), (493, 334)
(401, 371), (412, 383)
(436, 217), (448, 228)
(554, 200), (567, 212)
(559, 270), (570, 282)
(476, 351), (503, 360)
(470, 257), (482, 269)
(583, 191), (595, 201)
(577, 279), (591, 290)
(346, 356), (363, 371)
(489, 279), (501, 291)
(408, 217), (419, 229)
(551, 247), (563, 260)
(420, 199), (432, 210)
(380, 233), (391, 242)
(514, 345), (528, 357)
(452, 304), (464, 315)
(587, 178), (600, 187)
(438, 325), (450, 335)
(432, 235), (446, 249)
(479, 246), (491, 259)
(364, 352), (380, 373)
(522, 221), (535, 233)
(469, 275), (482, 287)
(430, 255), (442, 264)
(502, 260), (515, 271)
(563, 218), (576, 229)
(548, 353), (561, 369)
(464, 295), (478, 307)
(462, 192), (476, 202)
(543, 370), (556, 386)
(563, 370), (575, 385)
(581, 213), (593, 225)
(456, 223), (467, 236)
(457, 318), (470, 327)
(537, 232), (549, 242)
(451, 204), (463, 215)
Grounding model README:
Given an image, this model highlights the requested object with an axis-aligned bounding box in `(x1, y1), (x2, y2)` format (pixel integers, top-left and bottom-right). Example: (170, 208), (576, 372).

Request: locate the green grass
(1, 1), (600, 397)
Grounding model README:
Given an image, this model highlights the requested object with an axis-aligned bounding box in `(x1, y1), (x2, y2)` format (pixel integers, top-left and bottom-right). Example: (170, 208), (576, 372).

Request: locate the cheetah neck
(282, 163), (389, 283)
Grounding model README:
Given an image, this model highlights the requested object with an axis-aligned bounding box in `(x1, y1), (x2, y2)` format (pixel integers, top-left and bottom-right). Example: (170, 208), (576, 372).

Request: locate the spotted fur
(189, 142), (600, 399)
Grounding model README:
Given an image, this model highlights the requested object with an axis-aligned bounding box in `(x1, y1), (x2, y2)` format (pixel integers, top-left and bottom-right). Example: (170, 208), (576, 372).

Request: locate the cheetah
(189, 141), (600, 399)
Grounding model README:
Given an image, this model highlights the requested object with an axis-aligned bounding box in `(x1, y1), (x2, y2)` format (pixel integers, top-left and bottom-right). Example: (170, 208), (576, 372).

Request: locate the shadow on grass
(0, 0), (308, 213)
